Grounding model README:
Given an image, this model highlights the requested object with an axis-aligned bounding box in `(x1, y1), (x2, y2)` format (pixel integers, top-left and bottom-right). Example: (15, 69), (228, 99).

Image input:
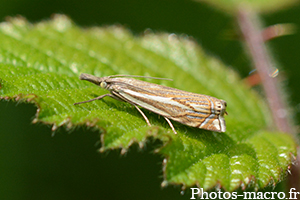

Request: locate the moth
(74, 73), (227, 134)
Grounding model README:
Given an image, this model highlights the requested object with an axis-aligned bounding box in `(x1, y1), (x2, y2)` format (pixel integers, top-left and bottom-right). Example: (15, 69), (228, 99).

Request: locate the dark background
(0, 0), (299, 199)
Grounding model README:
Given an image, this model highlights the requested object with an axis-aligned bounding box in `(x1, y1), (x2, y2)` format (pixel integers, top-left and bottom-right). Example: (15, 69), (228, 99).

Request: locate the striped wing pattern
(108, 78), (226, 132)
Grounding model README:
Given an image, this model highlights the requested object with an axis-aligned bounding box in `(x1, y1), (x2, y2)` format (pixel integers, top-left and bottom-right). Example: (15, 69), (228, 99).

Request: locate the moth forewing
(74, 73), (227, 134)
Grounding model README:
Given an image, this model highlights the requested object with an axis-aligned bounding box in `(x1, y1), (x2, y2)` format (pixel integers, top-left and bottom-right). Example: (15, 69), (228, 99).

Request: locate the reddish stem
(237, 7), (298, 194)
(237, 8), (291, 133)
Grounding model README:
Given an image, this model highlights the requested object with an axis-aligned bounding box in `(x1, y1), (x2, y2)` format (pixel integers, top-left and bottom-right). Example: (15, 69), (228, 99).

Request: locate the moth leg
(74, 94), (114, 105)
(163, 117), (177, 134)
(133, 105), (152, 127)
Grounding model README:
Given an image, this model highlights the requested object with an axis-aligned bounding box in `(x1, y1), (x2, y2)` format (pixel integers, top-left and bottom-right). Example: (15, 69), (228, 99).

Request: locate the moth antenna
(108, 74), (173, 81)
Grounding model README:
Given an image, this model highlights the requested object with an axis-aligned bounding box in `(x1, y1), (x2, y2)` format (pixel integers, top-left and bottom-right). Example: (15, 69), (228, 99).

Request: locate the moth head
(100, 81), (108, 89)
(79, 73), (109, 89)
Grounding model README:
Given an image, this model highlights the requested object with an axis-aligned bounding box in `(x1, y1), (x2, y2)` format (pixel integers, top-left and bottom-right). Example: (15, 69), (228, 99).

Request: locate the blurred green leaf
(197, 0), (298, 13)
(0, 15), (296, 191)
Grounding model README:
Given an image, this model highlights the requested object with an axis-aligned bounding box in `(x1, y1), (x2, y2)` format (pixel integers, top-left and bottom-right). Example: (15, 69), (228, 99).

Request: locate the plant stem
(237, 7), (298, 193)
(237, 8), (292, 134)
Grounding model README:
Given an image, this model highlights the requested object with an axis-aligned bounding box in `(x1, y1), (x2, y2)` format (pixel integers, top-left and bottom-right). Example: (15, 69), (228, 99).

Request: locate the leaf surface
(0, 15), (296, 191)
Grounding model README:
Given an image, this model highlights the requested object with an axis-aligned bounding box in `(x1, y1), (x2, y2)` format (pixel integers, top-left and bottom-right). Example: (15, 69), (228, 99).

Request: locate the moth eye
(100, 82), (107, 88)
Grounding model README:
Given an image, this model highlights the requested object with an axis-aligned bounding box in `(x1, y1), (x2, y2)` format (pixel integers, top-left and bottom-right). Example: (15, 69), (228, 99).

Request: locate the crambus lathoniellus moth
(74, 73), (227, 134)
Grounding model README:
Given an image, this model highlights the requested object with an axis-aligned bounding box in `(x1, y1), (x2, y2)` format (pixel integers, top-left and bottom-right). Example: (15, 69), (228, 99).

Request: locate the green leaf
(197, 0), (298, 13)
(0, 15), (296, 191)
